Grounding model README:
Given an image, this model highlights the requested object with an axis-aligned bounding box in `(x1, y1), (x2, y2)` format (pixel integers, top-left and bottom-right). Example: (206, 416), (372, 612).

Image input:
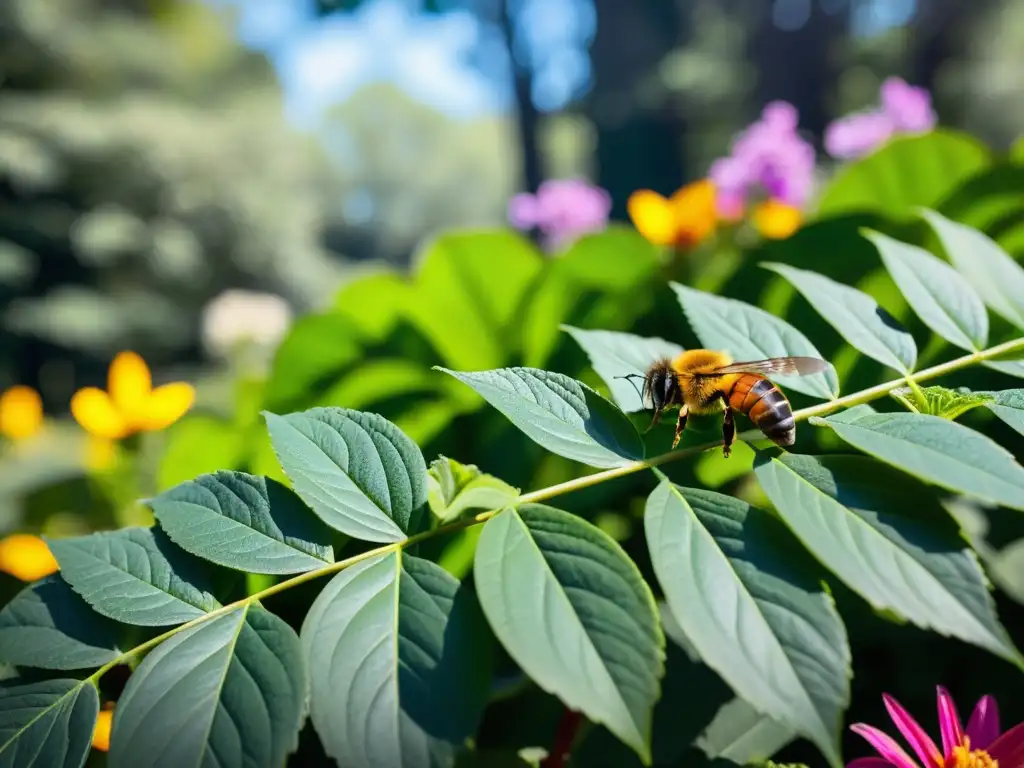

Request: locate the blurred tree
(320, 83), (517, 262)
(0, 0), (343, 401)
(587, 0), (688, 218)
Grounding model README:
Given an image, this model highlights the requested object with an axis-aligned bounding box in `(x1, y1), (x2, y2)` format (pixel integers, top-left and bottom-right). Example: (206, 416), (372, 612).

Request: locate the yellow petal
(627, 190), (679, 246)
(137, 382), (195, 432)
(670, 179), (718, 247)
(108, 351), (152, 423)
(753, 199), (802, 240)
(0, 534), (59, 581)
(92, 708), (113, 751)
(0, 386), (43, 440)
(71, 388), (130, 440)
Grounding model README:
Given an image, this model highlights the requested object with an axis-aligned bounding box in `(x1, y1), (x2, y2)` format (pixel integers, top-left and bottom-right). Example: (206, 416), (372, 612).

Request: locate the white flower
(201, 289), (292, 359)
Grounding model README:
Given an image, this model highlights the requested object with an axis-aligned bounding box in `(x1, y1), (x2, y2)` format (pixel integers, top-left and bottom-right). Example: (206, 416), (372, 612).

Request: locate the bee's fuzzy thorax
(671, 349), (733, 376)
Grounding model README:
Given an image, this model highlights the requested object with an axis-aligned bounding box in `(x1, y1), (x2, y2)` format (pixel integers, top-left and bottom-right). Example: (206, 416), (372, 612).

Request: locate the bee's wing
(708, 356), (830, 377)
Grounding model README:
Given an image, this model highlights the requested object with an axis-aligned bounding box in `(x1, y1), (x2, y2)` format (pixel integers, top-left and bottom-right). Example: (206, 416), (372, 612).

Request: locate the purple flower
(825, 111), (896, 160)
(709, 101), (816, 214)
(824, 77), (936, 160)
(507, 179), (611, 249)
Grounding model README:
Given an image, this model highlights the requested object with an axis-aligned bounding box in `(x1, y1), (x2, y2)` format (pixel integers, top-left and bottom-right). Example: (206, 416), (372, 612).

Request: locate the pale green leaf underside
(671, 283), (838, 400)
(438, 367), (644, 468)
(866, 229), (988, 351)
(764, 263), (917, 373)
(696, 698), (795, 765)
(0, 575), (121, 670)
(474, 505), (664, 764)
(644, 483), (848, 767)
(109, 604), (306, 768)
(0, 679), (98, 768)
(47, 527), (219, 627)
(266, 407), (427, 543)
(811, 410), (1024, 512)
(302, 550), (489, 768)
(755, 453), (1019, 663)
(150, 470), (334, 574)
(426, 456), (519, 523)
(922, 209), (1024, 330)
(561, 326), (686, 412)
(986, 389), (1024, 436)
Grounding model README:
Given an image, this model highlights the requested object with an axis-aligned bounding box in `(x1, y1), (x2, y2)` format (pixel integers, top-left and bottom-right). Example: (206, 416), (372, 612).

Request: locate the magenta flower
(849, 687), (1024, 767)
(825, 77), (937, 160)
(709, 101), (816, 217)
(507, 179), (611, 249)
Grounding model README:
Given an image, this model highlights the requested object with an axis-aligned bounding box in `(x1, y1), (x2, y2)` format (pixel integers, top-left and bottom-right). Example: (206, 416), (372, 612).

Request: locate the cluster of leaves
(2, 209), (1024, 768)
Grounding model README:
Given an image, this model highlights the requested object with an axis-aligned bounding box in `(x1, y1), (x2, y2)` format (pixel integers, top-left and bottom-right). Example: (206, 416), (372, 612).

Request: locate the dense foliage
(2, 129), (1024, 768)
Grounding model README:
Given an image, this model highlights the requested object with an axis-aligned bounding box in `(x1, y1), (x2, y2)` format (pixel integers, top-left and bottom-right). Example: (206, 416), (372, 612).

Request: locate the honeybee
(624, 350), (829, 456)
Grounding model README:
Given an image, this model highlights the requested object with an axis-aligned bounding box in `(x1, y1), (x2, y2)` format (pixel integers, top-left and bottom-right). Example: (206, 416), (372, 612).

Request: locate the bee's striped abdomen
(727, 375), (796, 446)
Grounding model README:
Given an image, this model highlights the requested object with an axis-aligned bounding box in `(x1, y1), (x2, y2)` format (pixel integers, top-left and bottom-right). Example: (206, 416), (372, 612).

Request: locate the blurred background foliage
(2, 0), (1024, 765)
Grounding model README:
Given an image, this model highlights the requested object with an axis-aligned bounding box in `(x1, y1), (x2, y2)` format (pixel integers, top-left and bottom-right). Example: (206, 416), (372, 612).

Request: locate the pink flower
(825, 111), (896, 160)
(507, 179), (611, 249)
(849, 687), (1024, 768)
(708, 101), (817, 216)
(880, 77), (936, 133)
(824, 77), (936, 160)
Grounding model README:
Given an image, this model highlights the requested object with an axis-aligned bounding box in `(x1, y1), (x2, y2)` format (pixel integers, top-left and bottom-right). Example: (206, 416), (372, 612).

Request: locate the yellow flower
(85, 434), (118, 472)
(752, 199), (802, 239)
(0, 386), (43, 441)
(0, 534), (59, 581)
(627, 179), (718, 248)
(71, 351), (195, 439)
(92, 707), (113, 751)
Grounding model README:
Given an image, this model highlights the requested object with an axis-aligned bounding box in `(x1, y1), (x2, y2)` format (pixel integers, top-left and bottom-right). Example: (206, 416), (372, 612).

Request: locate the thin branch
(88, 335), (1024, 681)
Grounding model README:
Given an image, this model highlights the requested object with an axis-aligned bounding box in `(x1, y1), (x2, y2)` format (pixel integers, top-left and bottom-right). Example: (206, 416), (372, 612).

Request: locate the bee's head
(642, 360), (678, 413)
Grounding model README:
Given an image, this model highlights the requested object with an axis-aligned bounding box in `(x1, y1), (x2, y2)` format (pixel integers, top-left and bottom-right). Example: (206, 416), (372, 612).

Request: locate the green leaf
(985, 389), (1024, 435)
(438, 368), (644, 468)
(0, 575), (121, 670)
(426, 456), (519, 523)
(695, 698), (794, 765)
(149, 471), (334, 574)
(0, 679), (98, 768)
(754, 453), (1020, 663)
(816, 130), (990, 218)
(47, 527), (220, 627)
(811, 410), (1024, 512)
(986, 360), (1024, 380)
(864, 229), (989, 351)
(157, 415), (245, 492)
(474, 505), (664, 763)
(302, 551), (493, 768)
(644, 483), (849, 767)
(265, 407), (427, 542)
(263, 312), (363, 412)
(407, 230), (544, 370)
(109, 604), (306, 768)
(521, 227), (661, 368)
(561, 326), (685, 412)
(921, 209), (1024, 330)
(764, 263), (917, 373)
(671, 284), (838, 400)
(332, 270), (411, 341)
(888, 385), (995, 419)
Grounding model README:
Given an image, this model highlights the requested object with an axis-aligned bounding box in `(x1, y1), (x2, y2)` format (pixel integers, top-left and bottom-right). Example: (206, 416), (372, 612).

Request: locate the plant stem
(88, 336), (1024, 681)
(540, 708), (584, 768)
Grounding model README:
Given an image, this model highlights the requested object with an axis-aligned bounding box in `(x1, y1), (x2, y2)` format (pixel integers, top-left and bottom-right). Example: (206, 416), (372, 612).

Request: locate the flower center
(949, 741), (998, 768)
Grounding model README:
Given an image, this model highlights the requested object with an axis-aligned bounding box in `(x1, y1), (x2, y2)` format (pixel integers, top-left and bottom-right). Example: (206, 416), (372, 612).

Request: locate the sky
(209, 0), (916, 128)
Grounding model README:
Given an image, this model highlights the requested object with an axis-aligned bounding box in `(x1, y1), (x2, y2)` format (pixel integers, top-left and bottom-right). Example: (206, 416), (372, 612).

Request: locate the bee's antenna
(614, 373), (648, 407)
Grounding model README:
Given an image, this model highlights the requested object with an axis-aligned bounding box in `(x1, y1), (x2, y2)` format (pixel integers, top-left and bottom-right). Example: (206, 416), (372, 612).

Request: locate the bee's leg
(722, 404), (735, 458)
(670, 406), (689, 449)
(645, 408), (663, 434)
